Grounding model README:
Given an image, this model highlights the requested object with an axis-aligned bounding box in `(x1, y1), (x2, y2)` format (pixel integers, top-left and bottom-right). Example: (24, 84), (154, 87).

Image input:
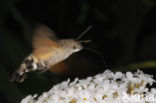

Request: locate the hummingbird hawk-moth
(11, 24), (92, 82)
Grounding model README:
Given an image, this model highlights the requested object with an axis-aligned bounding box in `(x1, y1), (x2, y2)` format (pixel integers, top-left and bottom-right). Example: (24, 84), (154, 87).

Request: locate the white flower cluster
(21, 70), (156, 103)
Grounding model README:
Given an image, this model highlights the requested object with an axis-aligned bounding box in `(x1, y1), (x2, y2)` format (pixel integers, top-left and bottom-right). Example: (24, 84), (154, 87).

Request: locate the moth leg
(37, 61), (49, 73)
(38, 67), (49, 73)
(11, 72), (27, 82)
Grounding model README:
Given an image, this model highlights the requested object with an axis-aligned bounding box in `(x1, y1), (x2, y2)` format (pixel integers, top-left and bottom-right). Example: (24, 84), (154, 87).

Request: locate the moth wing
(34, 24), (58, 41)
(32, 24), (68, 75)
(49, 61), (69, 75)
(33, 24), (62, 61)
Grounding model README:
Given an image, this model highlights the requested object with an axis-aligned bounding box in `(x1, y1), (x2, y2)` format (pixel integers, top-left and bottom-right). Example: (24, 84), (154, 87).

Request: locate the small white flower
(21, 70), (156, 103)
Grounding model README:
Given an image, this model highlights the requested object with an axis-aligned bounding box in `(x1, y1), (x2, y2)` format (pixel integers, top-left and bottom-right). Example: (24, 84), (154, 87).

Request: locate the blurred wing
(34, 24), (58, 41)
(33, 25), (61, 61)
(49, 61), (69, 75)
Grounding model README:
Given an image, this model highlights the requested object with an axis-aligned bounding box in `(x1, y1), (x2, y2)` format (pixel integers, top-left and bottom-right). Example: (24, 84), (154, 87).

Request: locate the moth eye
(73, 46), (77, 49)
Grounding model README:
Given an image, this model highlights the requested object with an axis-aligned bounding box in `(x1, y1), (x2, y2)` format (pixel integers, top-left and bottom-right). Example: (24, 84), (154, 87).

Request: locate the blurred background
(0, 0), (156, 103)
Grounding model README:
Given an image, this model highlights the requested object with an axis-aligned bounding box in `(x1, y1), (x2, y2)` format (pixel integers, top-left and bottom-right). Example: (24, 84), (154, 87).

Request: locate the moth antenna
(79, 40), (92, 43)
(76, 25), (93, 40)
(84, 48), (109, 69)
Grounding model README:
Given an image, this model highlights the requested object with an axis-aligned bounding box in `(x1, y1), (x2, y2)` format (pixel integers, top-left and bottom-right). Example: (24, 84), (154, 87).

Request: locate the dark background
(0, 0), (156, 103)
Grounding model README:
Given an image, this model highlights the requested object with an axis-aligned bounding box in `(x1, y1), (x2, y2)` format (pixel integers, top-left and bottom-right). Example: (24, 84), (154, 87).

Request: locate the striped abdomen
(11, 54), (47, 82)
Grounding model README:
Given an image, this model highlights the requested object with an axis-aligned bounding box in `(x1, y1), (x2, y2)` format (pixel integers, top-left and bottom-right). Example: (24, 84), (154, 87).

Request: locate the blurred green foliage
(0, 0), (156, 103)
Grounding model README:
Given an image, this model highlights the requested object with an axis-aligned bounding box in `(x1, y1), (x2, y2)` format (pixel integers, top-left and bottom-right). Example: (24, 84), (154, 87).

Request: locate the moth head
(70, 40), (83, 52)
(59, 39), (83, 53)
(59, 39), (92, 54)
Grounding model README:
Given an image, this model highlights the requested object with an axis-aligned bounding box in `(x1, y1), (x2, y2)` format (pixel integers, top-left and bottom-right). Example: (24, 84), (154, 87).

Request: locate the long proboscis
(84, 48), (108, 69)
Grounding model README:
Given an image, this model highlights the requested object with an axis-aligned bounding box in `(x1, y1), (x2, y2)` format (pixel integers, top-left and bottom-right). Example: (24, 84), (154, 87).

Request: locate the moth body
(11, 24), (90, 82)
(12, 38), (83, 82)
